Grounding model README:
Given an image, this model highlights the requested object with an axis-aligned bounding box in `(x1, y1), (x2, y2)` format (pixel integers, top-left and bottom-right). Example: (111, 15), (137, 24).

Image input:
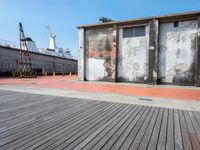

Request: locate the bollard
(53, 72), (56, 76)
(13, 72), (15, 78)
(45, 71), (47, 76)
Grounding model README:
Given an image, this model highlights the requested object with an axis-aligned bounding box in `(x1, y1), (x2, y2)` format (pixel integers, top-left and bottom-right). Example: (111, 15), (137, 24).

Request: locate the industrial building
(77, 11), (200, 86)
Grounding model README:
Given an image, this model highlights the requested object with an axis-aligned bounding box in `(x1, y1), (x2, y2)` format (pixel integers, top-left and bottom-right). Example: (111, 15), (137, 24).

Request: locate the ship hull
(0, 46), (77, 76)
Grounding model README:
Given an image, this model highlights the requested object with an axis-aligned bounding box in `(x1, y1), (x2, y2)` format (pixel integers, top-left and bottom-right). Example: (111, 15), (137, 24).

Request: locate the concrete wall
(78, 17), (200, 86)
(0, 46), (77, 75)
(158, 20), (197, 85)
(84, 27), (116, 81)
(78, 28), (85, 80)
(117, 26), (149, 82)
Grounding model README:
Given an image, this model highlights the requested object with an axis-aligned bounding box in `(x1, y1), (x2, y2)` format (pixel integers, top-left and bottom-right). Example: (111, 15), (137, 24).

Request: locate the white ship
(44, 26), (73, 59)
(0, 27), (73, 59)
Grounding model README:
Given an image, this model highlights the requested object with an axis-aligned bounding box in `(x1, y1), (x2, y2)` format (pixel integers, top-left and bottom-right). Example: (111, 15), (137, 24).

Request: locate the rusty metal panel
(117, 26), (149, 83)
(85, 27), (116, 81)
(158, 20), (197, 86)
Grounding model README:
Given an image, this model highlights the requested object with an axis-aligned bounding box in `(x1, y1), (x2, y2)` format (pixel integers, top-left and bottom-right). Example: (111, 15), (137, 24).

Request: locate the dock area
(0, 89), (200, 150)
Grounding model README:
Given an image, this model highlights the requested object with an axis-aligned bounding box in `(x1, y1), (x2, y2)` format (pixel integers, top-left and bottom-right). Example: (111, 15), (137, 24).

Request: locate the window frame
(123, 26), (146, 38)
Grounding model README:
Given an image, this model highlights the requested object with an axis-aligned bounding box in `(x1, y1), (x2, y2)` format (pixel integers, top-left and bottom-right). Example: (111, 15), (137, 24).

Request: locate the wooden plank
(0, 98), (95, 135)
(166, 109), (174, 150)
(109, 106), (147, 150)
(0, 100), (89, 136)
(0, 101), (107, 144)
(193, 111), (200, 127)
(51, 105), (131, 150)
(14, 103), (124, 150)
(33, 103), (123, 150)
(96, 106), (143, 150)
(157, 108), (169, 150)
(174, 109), (183, 150)
(119, 107), (151, 150)
(147, 108), (164, 150)
(137, 108), (159, 150)
(0, 97), (76, 127)
(129, 107), (156, 150)
(1, 102), (116, 150)
(179, 110), (193, 150)
(183, 110), (200, 149)
(0, 90), (200, 150)
(188, 111), (200, 143)
(82, 106), (139, 150)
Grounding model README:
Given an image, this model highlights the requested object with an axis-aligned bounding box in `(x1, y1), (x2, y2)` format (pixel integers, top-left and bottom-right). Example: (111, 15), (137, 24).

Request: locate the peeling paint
(117, 26), (149, 82)
(158, 20), (197, 85)
(85, 27), (116, 81)
(78, 17), (199, 86)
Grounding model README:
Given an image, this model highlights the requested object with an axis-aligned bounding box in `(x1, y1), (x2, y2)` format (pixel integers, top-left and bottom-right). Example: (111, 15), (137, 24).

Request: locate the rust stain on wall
(85, 27), (116, 81)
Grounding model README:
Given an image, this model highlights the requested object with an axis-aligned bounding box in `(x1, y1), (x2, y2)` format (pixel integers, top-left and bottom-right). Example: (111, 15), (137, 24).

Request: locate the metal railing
(0, 39), (20, 49)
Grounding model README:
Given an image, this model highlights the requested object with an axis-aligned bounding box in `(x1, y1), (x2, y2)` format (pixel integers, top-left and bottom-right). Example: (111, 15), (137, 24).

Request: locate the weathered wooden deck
(0, 90), (200, 150)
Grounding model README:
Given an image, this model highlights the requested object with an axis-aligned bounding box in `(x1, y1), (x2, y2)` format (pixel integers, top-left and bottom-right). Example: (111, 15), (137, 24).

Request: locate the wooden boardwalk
(0, 90), (200, 150)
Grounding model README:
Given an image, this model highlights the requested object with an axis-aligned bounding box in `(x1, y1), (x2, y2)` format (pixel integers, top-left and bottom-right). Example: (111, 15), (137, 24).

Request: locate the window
(123, 28), (133, 38)
(135, 26), (146, 37)
(123, 26), (145, 38)
(174, 21), (179, 28)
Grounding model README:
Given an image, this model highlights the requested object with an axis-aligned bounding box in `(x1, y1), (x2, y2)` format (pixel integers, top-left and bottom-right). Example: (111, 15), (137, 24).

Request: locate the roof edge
(77, 10), (200, 28)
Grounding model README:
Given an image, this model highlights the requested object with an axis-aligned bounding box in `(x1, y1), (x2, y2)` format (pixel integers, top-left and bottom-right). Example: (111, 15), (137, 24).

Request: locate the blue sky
(0, 0), (200, 58)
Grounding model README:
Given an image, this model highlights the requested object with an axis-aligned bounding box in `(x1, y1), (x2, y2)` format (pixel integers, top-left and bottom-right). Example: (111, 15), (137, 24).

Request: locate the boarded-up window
(123, 28), (133, 38)
(123, 26), (146, 38)
(135, 26), (146, 37)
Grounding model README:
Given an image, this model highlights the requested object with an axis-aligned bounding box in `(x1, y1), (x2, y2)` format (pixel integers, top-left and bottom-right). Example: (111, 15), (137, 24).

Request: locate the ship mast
(47, 26), (58, 51)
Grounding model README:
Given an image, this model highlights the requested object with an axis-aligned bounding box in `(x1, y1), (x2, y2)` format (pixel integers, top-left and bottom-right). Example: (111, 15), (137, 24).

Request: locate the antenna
(47, 26), (51, 34)
(47, 26), (55, 37)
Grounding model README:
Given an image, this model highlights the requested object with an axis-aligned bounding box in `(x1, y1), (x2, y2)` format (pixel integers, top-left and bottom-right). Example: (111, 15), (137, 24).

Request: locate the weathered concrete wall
(0, 46), (77, 75)
(158, 20), (197, 85)
(117, 26), (149, 82)
(78, 16), (200, 86)
(78, 28), (85, 80)
(149, 20), (159, 84)
(196, 16), (200, 86)
(85, 27), (116, 81)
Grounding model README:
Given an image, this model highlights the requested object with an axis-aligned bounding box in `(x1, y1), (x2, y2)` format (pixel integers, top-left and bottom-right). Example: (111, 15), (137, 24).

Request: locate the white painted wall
(86, 58), (105, 81)
(117, 26), (149, 82)
(78, 28), (85, 81)
(158, 20), (197, 83)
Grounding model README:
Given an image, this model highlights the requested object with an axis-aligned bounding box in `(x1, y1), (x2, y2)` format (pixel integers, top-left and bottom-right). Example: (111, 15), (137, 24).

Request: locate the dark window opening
(123, 26), (145, 38)
(123, 28), (133, 38)
(174, 21), (179, 28)
(135, 26), (146, 37)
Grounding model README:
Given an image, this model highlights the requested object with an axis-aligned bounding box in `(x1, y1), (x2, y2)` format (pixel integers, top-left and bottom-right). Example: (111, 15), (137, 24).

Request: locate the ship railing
(0, 39), (20, 49)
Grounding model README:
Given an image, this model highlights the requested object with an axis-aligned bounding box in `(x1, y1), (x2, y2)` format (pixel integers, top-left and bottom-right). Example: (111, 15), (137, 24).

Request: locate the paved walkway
(0, 90), (200, 150)
(0, 76), (200, 101)
(0, 85), (200, 111)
